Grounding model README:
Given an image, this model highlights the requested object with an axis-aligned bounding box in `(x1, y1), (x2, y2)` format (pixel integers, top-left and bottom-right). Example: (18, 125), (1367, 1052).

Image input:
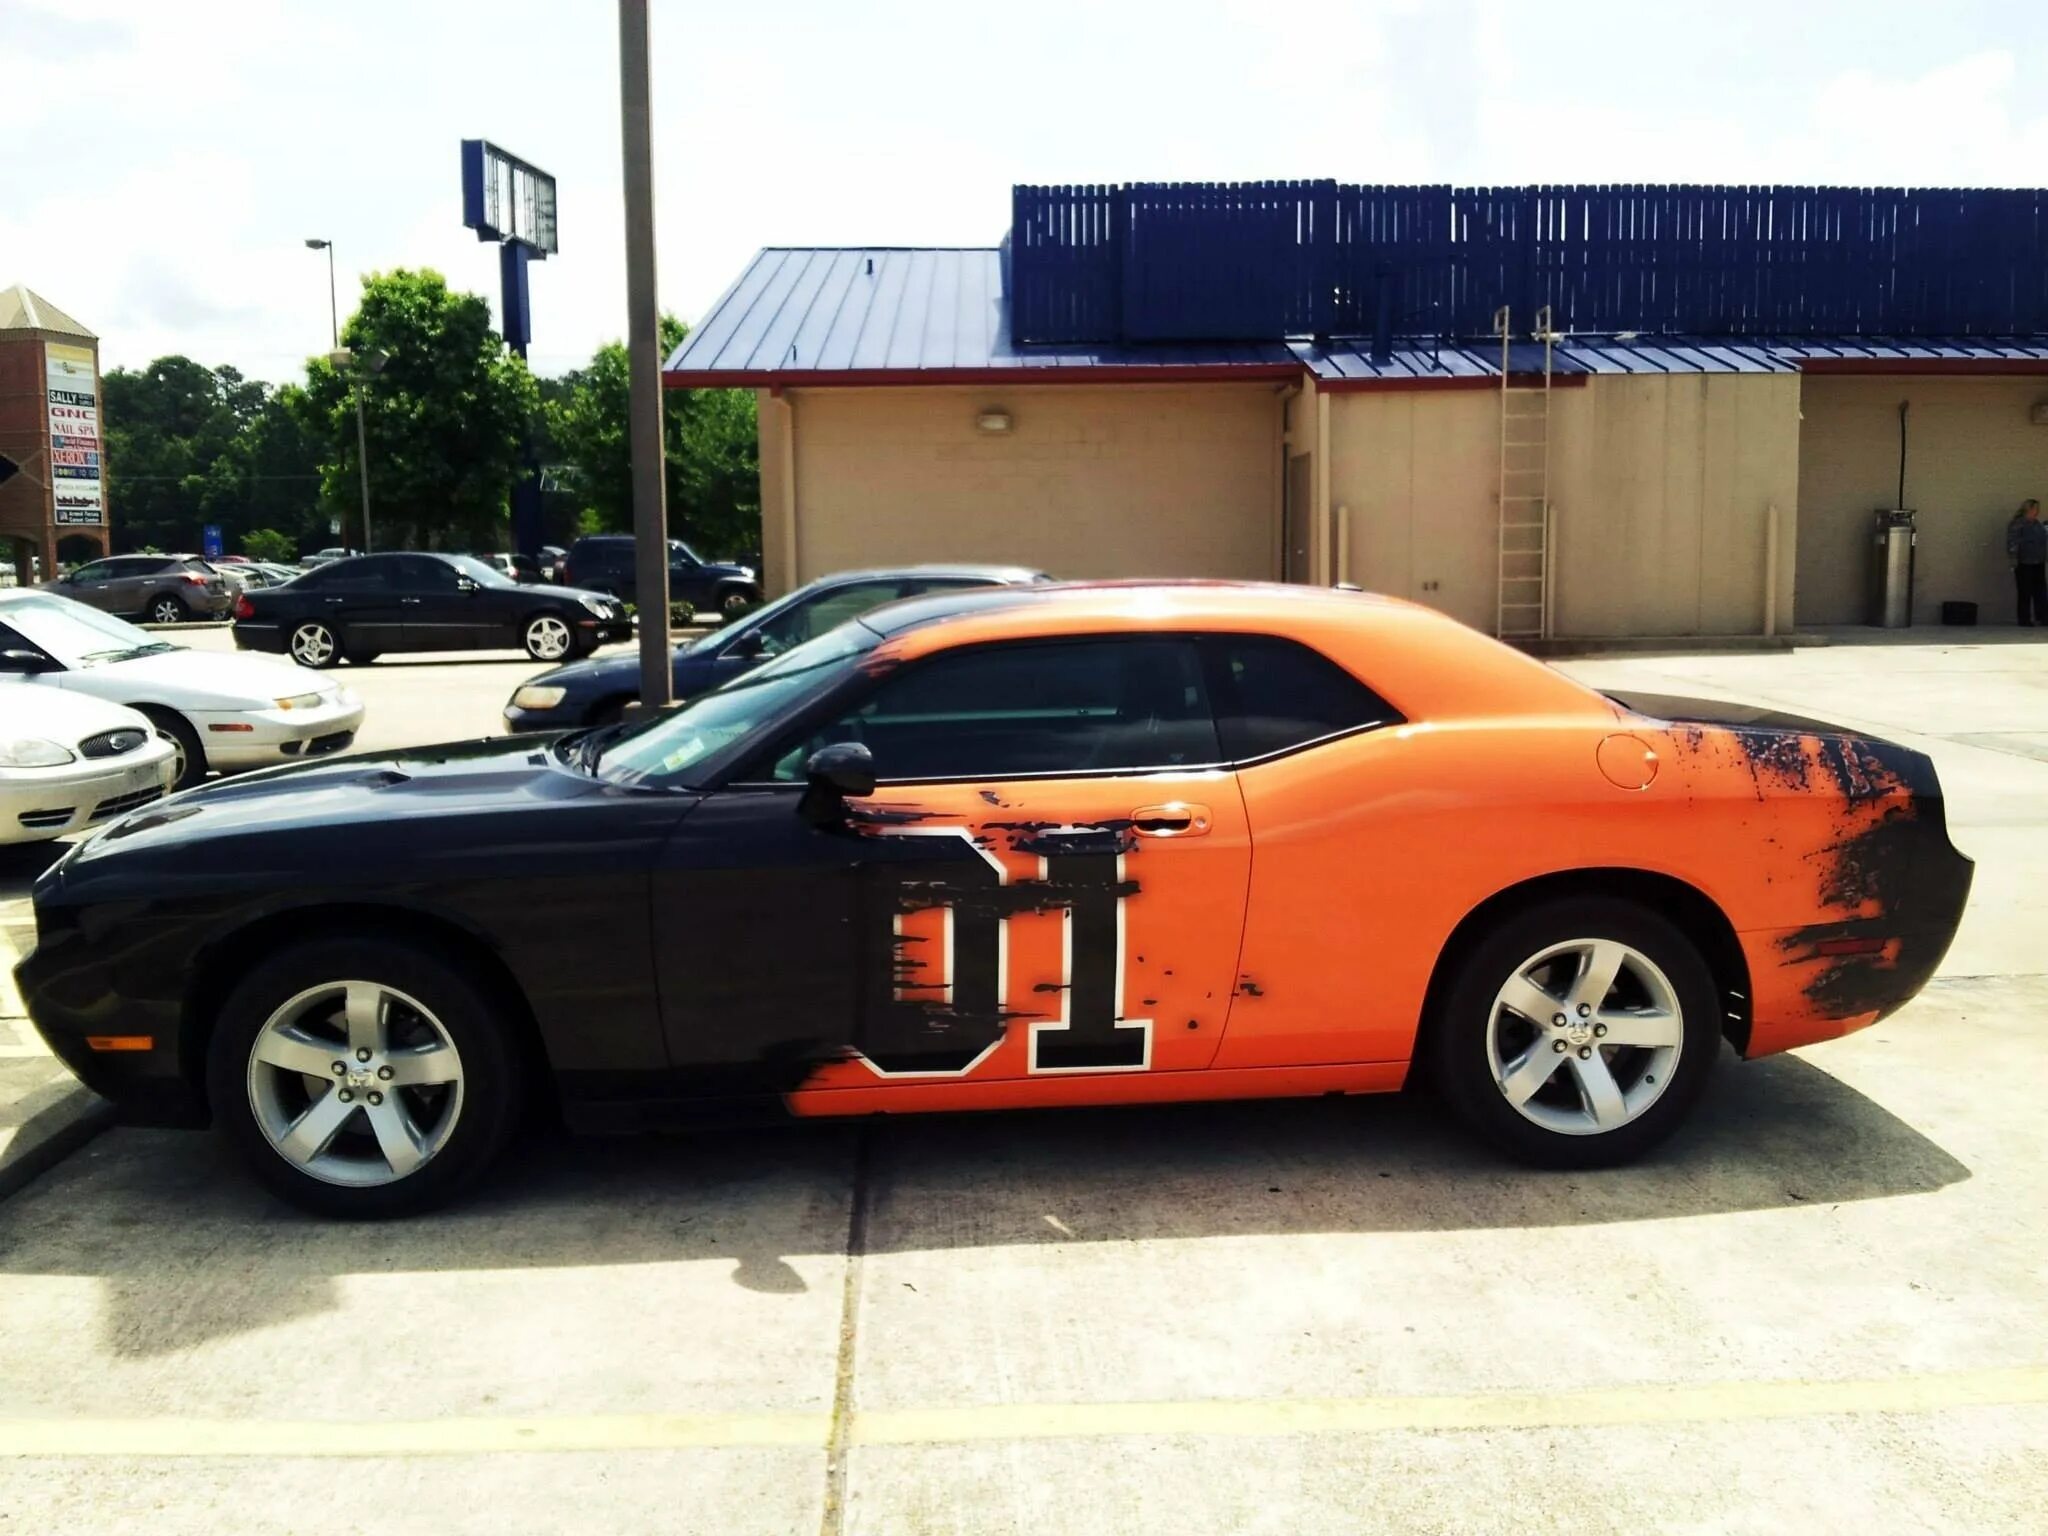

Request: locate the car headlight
(272, 691), (326, 710)
(512, 684), (568, 711)
(0, 737), (77, 768)
(578, 595), (612, 615)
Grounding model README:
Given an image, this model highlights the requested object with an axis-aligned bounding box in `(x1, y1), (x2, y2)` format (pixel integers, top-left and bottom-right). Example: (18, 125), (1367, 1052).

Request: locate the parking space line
(2, 1364), (2042, 1459)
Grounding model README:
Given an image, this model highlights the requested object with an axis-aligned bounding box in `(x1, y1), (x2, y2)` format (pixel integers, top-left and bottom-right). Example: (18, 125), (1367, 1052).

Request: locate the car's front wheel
(1431, 896), (1720, 1167)
(289, 621), (341, 668)
(523, 613), (574, 661)
(718, 586), (758, 619)
(149, 595), (189, 625)
(207, 937), (524, 1217)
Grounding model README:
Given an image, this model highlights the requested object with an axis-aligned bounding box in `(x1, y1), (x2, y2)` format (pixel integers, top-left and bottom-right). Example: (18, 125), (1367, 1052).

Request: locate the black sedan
(502, 564), (1049, 731)
(233, 552), (632, 667)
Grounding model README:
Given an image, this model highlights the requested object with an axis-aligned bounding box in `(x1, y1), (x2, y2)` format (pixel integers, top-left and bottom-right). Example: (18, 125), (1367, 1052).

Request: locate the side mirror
(456, 576), (478, 594)
(798, 741), (876, 826)
(0, 648), (56, 675)
(727, 629), (766, 659)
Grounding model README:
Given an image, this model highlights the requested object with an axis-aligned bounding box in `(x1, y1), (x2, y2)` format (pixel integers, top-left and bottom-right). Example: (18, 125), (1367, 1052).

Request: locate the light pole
(304, 238), (376, 552)
(618, 0), (672, 711)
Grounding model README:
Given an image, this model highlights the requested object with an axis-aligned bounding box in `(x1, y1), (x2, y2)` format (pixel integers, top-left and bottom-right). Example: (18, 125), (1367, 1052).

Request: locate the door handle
(323, 597), (345, 605)
(400, 597), (421, 605)
(1129, 802), (1210, 838)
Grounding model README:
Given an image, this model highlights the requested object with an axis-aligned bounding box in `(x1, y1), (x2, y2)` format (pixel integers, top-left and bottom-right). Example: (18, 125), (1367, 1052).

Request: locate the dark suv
(560, 536), (758, 616)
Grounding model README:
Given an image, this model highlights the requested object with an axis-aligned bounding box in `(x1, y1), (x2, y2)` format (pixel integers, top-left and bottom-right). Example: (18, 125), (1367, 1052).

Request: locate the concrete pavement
(0, 629), (2044, 1533)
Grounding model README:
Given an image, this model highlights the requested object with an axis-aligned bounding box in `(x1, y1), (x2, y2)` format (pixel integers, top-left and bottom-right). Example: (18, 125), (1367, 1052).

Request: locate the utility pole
(618, 0), (671, 710)
(305, 238), (375, 552)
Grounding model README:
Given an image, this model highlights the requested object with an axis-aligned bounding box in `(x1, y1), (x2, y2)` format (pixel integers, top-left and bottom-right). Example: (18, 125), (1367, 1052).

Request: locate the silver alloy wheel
(526, 614), (572, 660)
(151, 597), (183, 624)
(1486, 938), (1683, 1136)
(291, 622), (336, 667)
(245, 980), (464, 1188)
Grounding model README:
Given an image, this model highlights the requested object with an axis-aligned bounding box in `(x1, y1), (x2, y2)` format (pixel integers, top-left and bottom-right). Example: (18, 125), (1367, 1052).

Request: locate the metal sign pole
(618, 0), (671, 710)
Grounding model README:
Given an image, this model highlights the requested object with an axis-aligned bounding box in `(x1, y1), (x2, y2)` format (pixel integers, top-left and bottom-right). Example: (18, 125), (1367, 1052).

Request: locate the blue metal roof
(665, 248), (2048, 388)
(664, 248), (1299, 384)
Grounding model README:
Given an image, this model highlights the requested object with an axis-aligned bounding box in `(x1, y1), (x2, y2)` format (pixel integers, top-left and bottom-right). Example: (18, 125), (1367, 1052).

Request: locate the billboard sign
(461, 139), (558, 255)
(46, 341), (104, 526)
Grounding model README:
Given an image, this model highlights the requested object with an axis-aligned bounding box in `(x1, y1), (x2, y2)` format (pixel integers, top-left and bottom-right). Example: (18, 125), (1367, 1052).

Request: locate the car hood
(0, 679), (154, 738)
(70, 647), (342, 709)
(69, 734), (597, 861)
(526, 644), (721, 695)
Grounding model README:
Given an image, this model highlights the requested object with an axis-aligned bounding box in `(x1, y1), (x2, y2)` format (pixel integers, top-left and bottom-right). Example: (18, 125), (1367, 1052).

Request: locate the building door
(1284, 453), (1313, 583)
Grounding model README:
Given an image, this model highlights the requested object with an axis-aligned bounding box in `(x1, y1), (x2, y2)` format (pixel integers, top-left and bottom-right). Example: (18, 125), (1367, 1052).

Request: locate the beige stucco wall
(1797, 375), (2048, 626)
(772, 383), (1282, 591)
(1326, 372), (1800, 637)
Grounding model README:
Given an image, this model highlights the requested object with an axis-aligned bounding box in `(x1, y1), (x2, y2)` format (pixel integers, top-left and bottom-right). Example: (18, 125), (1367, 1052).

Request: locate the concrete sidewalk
(0, 882), (113, 1200)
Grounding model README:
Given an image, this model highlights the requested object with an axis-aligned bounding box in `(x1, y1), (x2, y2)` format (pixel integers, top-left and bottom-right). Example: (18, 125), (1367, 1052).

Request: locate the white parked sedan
(0, 590), (365, 790)
(0, 686), (177, 845)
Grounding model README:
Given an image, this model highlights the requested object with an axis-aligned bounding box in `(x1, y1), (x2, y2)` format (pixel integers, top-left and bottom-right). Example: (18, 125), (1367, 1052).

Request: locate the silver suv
(41, 554), (233, 624)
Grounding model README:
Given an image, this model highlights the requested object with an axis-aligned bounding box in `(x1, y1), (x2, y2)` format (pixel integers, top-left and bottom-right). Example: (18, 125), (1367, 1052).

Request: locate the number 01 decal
(857, 827), (1149, 1079)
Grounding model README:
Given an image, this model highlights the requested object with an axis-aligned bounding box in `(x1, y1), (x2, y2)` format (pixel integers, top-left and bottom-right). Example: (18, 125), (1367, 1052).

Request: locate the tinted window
(1208, 635), (1398, 761)
(177, 558), (215, 574)
(749, 579), (910, 655)
(399, 555), (461, 592)
(322, 557), (398, 593)
(769, 637), (1218, 783)
(69, 560), (113, 583)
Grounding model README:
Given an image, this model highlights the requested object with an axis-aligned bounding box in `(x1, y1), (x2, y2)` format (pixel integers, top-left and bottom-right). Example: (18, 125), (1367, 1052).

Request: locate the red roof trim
(664, 363), (1305, 390)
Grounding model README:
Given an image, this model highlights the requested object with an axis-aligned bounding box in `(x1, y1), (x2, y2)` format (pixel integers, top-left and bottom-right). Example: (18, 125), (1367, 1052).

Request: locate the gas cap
(1597, 733), (1659, 790)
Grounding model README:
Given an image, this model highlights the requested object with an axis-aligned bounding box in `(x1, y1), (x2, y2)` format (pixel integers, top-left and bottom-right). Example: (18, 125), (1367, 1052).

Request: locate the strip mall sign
(46, 341), (104, 525)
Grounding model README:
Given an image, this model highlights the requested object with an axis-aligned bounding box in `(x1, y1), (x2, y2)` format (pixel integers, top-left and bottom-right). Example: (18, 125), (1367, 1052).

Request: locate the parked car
(300, 548), (356, 570)
(0, 589), (363, 789)
(505, 564), (1050, 732)
(249, 563), (302, 588)
(559, 535), (758, 616)
(536, 545), (567, 582)
(232, 552), (632, 668)
(0, 686), (177, 846)
(40, 554), (232, 625)
(15, 582), (1971, 1216)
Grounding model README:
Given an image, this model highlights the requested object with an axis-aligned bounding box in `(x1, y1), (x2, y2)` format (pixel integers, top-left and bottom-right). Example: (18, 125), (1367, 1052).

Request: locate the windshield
(671, 540), (704, 565)
(594, 623), (878, 785)
(447, 555), (513, 587)
(0, 595), (178, 667)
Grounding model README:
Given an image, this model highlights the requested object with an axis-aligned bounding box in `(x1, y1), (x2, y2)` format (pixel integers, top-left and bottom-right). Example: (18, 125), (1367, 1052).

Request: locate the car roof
(856, 580), (1605, 724)
(813, 563), (1048, 588)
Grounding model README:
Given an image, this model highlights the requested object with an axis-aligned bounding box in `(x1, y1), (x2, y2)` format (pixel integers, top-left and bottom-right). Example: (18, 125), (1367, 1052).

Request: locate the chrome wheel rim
(152, 599), (181, 623)
(528, 616), (571, 659)
(1486, 938), (1683, 1136)
(291, 623), (335, 666)
(246, 980), (464, 1188)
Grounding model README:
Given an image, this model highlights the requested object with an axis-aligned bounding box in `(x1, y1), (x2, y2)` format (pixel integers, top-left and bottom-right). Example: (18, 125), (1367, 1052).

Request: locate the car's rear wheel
(1431, 897), (1719, 1167)
(290, 621), (341, 668)
(718, 587), (756, 619)
(207, 938), (524, 1217)
(149, 595), (189, 625)
(524, 614), (574, 661)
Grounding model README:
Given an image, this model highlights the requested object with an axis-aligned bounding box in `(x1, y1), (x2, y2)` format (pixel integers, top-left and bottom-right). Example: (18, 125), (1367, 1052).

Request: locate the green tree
(546, 315), (759, 556)
(242, 528), (296, 563)
(101, 358), (322, 555)
(299, 268), (537, 551)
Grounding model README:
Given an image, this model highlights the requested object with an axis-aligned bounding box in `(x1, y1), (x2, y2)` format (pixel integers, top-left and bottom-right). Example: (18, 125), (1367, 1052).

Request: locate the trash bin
(1868, 509), (1916, 628)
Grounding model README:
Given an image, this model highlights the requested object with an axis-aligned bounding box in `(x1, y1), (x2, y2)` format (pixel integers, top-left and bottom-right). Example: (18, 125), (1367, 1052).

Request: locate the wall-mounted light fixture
(976, 408), (1013, 434)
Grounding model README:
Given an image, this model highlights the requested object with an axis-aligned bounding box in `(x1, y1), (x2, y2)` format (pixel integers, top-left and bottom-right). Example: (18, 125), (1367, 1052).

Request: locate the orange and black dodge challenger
(16, 583), (1971, 1215)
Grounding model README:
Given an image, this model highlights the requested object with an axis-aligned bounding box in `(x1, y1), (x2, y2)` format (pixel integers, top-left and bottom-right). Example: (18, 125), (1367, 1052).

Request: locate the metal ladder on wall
(1494, 306), (1556, 641)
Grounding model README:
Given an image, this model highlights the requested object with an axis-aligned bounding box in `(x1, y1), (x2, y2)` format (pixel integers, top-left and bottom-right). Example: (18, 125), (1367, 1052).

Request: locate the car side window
(749, 580), (909, 656)
(1205, 635), (1401, 762)
(69, 560), (111, 583)
(765, 637), (1220, 783)
(400, 556), (459, 593)
(325, 558), (397, 593)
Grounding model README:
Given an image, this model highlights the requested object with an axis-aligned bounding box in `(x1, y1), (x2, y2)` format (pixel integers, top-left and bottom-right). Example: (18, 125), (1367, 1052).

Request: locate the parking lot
(2, 629), (2045, 1534)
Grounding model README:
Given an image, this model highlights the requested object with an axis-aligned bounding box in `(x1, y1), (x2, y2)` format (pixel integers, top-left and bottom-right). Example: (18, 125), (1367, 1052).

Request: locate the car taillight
(182, 572), (209, 586)
(234, 594), (255, 620)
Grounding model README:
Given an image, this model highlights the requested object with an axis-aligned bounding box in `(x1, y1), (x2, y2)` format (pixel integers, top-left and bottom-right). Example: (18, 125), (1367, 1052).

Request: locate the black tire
(148, 594), (190, 625)
(206, 936), (525, 1218)
(289, 620), (342, 669)
(717, 586), (759, 619)
(138, 707), (206, 791)
(1430, 896), (1720, 1168)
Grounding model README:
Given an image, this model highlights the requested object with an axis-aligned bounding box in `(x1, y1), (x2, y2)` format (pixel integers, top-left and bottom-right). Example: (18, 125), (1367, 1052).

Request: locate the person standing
(2010, 499), (2048, 626)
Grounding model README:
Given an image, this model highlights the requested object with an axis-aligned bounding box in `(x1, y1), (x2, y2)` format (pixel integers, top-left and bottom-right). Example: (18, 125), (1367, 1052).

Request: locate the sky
(4, 0), (2047, 383)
